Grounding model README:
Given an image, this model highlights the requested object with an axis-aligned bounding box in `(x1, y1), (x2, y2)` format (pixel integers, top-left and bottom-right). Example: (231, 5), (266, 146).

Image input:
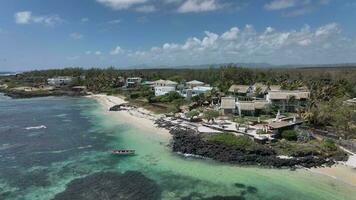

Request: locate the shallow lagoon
(0, 95), (355, 200)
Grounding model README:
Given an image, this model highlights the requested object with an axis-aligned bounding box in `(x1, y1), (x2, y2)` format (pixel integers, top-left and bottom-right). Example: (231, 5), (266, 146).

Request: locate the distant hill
(125, 62), (274, 69)
(124, 62), (356, 70)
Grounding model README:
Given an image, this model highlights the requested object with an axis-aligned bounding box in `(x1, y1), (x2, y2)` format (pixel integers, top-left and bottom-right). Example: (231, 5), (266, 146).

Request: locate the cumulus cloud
(177, 0), (221, 13)
(95, 51), (102, 55)
(107, 23), (356, 65)
(110, 46), (124, 55)
(14, 11), (62, 26)
(96, 0), (148, 10)
(70, 32), (84, 40)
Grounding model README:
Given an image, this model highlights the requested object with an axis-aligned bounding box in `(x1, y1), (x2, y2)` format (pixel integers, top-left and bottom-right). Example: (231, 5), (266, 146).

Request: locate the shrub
(322, 139), (337, 151)
(281, 130), (298, 141)
(203, 110), (219, 122)
(208, 133), (254, 149)
(130, 93), (140, 99)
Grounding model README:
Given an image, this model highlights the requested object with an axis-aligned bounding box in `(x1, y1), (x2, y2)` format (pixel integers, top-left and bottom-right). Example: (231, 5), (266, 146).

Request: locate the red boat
(111, 149), (135, 155)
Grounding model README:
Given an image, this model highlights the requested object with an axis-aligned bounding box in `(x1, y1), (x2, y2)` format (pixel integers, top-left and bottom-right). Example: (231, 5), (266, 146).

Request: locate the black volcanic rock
(53, 171), (161, 200)
(169, 128), (336, 168)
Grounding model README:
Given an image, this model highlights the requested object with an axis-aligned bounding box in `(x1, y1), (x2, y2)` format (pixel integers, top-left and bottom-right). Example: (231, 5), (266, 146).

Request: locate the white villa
(47, 76), (73, 86)
(154, 86), (176, 96)
(152, 79), (178, 96)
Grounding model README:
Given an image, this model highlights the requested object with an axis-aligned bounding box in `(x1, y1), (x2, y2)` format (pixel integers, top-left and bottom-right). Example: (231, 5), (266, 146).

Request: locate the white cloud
(70, 32), (84, 40)
(14, 11), (62, 26)
(110, 46), (124, 55)
(14, 11), (32, 24)
(221, 27), (240, 40)
(110, 23), (354, 65)
(96, 0), (148, 10)
(95, 51), (102, 55)
(177, 0), (221, 13)
(135, 5), (157, 13)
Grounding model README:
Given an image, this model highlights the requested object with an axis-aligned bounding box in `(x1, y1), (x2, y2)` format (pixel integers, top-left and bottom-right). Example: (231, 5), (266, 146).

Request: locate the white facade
(154, 86), (176, 96)
(126, 77), (142, 87)
(181, 86), (213, 98)
(47, 76), (73, 85)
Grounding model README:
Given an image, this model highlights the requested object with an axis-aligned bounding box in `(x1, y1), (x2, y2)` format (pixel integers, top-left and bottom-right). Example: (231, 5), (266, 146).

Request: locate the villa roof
(238, 102), (255, 111)
(154, 79), (178, 85)
(228, 85), (251, 93)
(221, 97), (236, 109)
(237, 100), (269, 111)
(253, 100), (270, 109)
(186, 80), (205, 85)
(269, 85), (281, 91)
(268, 91), (310, 100)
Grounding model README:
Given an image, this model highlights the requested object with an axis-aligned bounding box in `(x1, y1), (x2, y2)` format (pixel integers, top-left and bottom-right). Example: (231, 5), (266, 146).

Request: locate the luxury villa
(221, 83), (310, 116)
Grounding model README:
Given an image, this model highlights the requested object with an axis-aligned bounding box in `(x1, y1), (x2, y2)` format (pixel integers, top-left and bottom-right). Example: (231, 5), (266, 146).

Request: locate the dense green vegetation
(281, 130), (298, 141)
(207, 133), (256, 149)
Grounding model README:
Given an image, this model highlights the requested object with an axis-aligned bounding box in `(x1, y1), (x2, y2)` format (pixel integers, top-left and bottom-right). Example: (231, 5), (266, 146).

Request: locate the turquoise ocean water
(0, 94), (355, 200)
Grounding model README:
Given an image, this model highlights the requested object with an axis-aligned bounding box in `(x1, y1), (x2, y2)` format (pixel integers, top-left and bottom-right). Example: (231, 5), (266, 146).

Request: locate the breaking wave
(25, 125), (47, 130)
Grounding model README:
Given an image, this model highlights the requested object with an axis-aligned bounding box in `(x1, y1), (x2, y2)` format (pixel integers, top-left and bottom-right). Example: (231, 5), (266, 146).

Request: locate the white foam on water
(25, 125), (47, 130)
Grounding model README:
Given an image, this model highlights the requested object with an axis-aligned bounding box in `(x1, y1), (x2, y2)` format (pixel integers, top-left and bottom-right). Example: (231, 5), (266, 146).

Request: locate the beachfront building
(154, 86), (176, 96)
(220, 97), (237, 115)
(186, 80), (205, 89)
(47, 76), (73, 86)
(266, 90), (310, 112)
(236, 100), (270, 116)
(228, 85), (253, 97)
(152, 79), (178, 96)
(153, 79), (178, 87)
(180, 86), (213, 100)
(126, 77), (142, 88)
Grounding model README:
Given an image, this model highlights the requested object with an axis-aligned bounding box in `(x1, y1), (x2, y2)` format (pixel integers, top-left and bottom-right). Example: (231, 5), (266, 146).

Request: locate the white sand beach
(87, 94), (171, 139)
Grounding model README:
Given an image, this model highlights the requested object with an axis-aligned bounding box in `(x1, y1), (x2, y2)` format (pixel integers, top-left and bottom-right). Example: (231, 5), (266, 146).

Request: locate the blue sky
(1, 0), (356, 71)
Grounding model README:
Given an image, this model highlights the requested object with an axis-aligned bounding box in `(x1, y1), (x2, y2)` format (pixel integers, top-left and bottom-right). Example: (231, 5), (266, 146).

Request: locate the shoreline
(86, 94), (171, 139)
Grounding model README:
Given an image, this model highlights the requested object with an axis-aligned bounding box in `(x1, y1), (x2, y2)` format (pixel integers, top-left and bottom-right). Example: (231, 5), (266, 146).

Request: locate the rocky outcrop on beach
(53, 171), (161, 200)
(169, 128), (336, 168)
(109, 103), (135, 111)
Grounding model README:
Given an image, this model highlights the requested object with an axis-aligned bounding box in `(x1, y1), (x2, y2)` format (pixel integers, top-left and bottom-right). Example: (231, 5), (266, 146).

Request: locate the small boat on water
(111, 149), (135, 155)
